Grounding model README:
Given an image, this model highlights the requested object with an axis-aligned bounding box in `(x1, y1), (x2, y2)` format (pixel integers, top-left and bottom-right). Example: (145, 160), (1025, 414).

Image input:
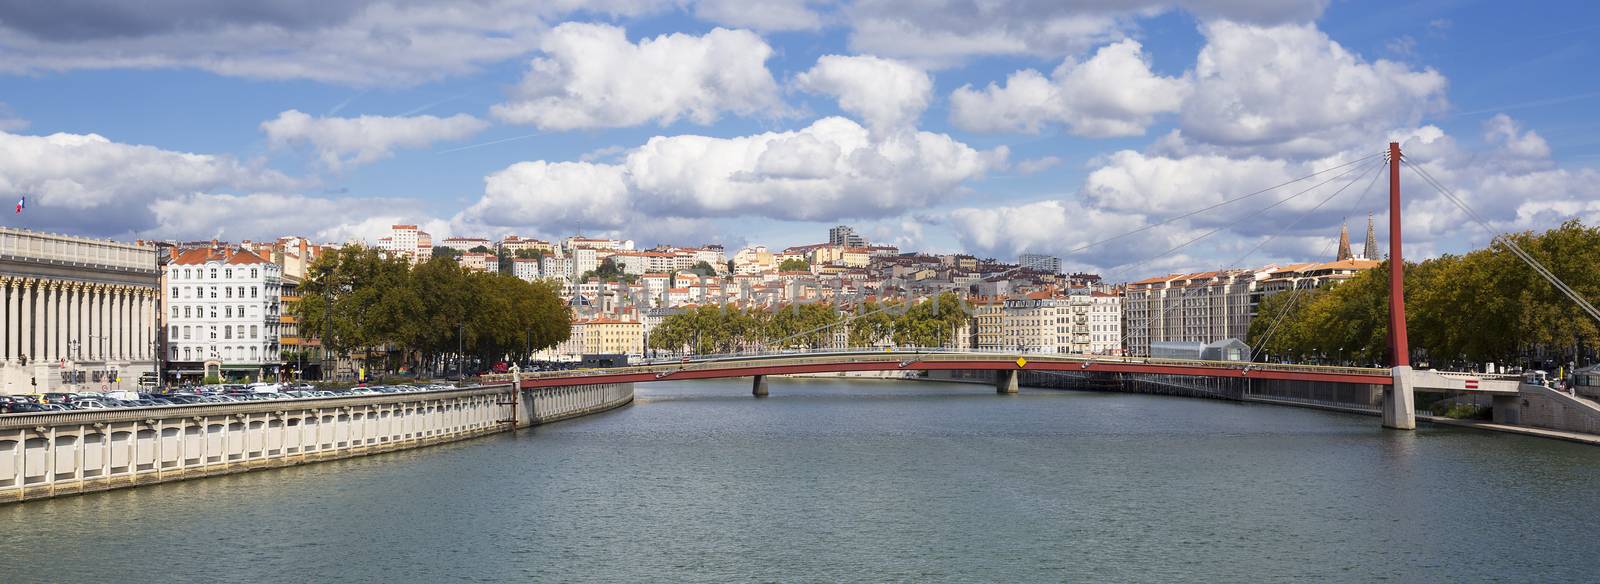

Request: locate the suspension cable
(1402, 160), (1600, 324)
(1250, 161), (1389, 360)
(1117, 158), (1388, 352)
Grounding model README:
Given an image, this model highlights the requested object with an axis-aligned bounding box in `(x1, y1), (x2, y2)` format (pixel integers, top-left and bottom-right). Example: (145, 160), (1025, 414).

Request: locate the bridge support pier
(752, 375), (769, 397)
(996, 370), (1019, 394)
(1384, 366), (1416, 430)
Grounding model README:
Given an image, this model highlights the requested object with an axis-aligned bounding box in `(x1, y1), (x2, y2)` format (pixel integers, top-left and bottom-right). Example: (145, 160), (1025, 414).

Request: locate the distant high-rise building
(1018, 253), (1062, 273)
(828, 225), (866, 247)
(1362, 213), (1379, 261)
(1336, 222), (1353, 261)
(377, 224), (431, 265)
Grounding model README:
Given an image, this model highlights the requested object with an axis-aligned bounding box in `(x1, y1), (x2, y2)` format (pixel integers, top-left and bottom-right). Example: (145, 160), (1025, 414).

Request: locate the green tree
(778, 258), (810, 272)
(514, 249), (545, 260)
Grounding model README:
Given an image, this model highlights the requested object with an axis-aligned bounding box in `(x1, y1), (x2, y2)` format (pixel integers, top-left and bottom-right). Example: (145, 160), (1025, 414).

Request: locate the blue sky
(1, 0), (1597, 276)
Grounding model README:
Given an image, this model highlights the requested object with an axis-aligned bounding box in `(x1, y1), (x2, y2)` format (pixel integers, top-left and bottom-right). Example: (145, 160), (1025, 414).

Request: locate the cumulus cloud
(695, 0), (824, 31)
(0, 128), (460, 242)
(492, 23), (783, 130)
(1178, 21), (1447, 156)
(0, 130), (298, 235)
(0, 1), (674, 86)
(950, 39), (1188, 136)
(795, 55), (932, 133)
(948, 114), (1599, 274)
(148, 192), (446, 243)
(456, 116), (1005, 235)
(261, 109), (489, 170)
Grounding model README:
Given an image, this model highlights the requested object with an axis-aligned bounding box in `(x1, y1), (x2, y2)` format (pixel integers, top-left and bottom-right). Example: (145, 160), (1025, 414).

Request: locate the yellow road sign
(1016, 357), (1027, 368)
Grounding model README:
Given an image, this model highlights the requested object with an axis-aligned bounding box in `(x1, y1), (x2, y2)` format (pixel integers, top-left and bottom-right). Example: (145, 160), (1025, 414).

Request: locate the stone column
(0, 278), (9, 363)
(65, 285), (77, 361)
(10, 279), (22, 364)
(42, 282), (57, 363)
(28, 280), (42, 366)
(75, 285), (86, 361)
(90, 286), (102, 361)
(996, 369), (1019, 394)
(113, 288), (125, 361)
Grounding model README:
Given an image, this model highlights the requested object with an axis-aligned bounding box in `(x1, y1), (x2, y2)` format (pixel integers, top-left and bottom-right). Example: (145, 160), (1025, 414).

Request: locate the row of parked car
(0, 382), (465, 414)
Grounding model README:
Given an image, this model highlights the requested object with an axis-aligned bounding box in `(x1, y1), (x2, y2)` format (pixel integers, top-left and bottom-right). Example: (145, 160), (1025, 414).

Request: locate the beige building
(970, 297), (1005, 351)
(0, 228), (160, 394)
(575, 316), (643, 356)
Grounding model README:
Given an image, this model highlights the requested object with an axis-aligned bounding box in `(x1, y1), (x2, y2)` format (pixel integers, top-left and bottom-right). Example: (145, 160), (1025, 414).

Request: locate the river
(3, 378), (1597, 583)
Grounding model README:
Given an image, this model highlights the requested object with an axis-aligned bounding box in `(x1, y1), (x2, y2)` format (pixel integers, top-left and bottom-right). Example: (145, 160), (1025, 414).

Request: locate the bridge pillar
(1383, 366), (1416, 430)
(996, 370), (1019, 394)
(752, 375), (769, 397)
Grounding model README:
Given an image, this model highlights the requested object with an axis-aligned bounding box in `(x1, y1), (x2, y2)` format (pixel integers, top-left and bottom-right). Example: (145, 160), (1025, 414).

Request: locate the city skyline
(1, 1), (1597, 276)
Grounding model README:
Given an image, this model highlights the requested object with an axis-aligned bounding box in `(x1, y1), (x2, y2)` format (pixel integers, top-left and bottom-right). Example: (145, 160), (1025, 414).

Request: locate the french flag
(14, 196), (22, 214)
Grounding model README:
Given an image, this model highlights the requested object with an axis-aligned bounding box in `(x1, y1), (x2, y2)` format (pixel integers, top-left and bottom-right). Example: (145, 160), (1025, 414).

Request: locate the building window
(183, 326), (191, 340)
(251, 269), (258, 278)
(210, 326), (217, 339)
(225, 287), (232, 299)
(224, 327), (232, 340)
(170, 286), (178, 298)
(236, 325), (244, 338)
(251, 287), (258, 298)
(171, 306), (178, 318)
(251, 325), (258, 339)
(238, 305), (245, 317)
(210, 287), (217, 299)
(225, 306), (232, 318)
(250, 346), (258, 360)
(209, 307), (217, 318)
(210, 269), (217, 279)
(184, 306), (192, 318)
(184, 347), (191, 361)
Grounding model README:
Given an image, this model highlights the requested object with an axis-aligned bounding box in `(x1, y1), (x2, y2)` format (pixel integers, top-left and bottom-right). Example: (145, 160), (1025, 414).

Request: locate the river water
(3, 379), (1597, 583)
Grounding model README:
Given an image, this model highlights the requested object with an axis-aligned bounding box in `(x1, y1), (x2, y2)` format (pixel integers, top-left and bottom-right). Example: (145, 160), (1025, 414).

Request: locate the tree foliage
(778, 258), (810, 272)
(296, 245), (570, 375)
(648, 292), (971, 355)
(1250, 220), (1600, 367)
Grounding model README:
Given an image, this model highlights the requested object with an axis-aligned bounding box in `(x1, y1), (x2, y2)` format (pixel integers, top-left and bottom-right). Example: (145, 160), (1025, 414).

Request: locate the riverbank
(0, 382), (633, 503)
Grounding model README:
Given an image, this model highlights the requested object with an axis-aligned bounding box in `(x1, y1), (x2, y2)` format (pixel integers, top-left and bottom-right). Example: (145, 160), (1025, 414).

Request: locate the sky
(1, 0), (1598, 278)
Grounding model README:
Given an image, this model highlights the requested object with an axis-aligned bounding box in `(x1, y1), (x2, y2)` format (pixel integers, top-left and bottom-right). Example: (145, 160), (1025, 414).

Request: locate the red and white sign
(1464, 379), (1479, 390)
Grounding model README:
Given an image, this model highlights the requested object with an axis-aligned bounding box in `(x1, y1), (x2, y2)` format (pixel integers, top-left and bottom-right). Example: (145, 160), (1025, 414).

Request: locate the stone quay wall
(0, 382), (633, 503)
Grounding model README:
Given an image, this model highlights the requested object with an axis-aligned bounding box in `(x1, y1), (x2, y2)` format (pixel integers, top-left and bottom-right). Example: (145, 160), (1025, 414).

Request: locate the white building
(439, 237), (490, 253)
(0, 228), (160, 394)
(377, 224), (432, 265)
(511, 258), (541, 281)
(1019, 253), (1062, 274)
(540, 256), (573, 282)
(164, 246), (283, 382)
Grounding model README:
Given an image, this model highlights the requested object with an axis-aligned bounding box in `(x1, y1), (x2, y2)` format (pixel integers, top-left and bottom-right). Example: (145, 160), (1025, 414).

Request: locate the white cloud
(0, 1), (675, 86)
(1015, 156), (1064, 174)
(695, 0), (824, 31)
(1178, 21), (1448, 156)
(467, 160), (633, 232)
(492, 23), (782, 130)
(456, 116), (1005, 234)
(1484, 113), (1550, 160)
(261, 109), (489, 170)
(842, 0), (1327, 65)
(148, 192), (446, 243)
(0, 130), (298, 235)
(950, 39), (1188, 136)
(795, 55), (932, 133)
(948, 115), (1600, 274)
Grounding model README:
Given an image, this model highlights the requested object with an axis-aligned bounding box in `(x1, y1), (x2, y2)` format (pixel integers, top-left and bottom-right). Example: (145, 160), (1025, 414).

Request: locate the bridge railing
(505, 349), (1391, 383)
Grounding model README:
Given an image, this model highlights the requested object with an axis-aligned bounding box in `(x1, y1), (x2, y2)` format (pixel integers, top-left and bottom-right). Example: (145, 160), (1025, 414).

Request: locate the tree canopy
(778, 258), (810, 272)
(296, 245), (570, 376)
(1249, 220), (1600, 368)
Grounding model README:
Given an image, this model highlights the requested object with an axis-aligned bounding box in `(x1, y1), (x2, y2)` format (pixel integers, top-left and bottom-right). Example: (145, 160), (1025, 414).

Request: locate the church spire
(1336, 222), (1353, 261)
(1363, 213), (1379, 260)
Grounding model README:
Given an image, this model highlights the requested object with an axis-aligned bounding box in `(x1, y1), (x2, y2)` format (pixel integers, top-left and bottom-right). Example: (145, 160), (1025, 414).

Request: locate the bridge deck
(506, 351), (1400, 389)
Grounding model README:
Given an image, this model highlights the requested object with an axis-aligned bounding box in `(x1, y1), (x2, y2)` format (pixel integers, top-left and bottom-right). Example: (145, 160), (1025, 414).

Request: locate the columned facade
(0, 228), (159, 394)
